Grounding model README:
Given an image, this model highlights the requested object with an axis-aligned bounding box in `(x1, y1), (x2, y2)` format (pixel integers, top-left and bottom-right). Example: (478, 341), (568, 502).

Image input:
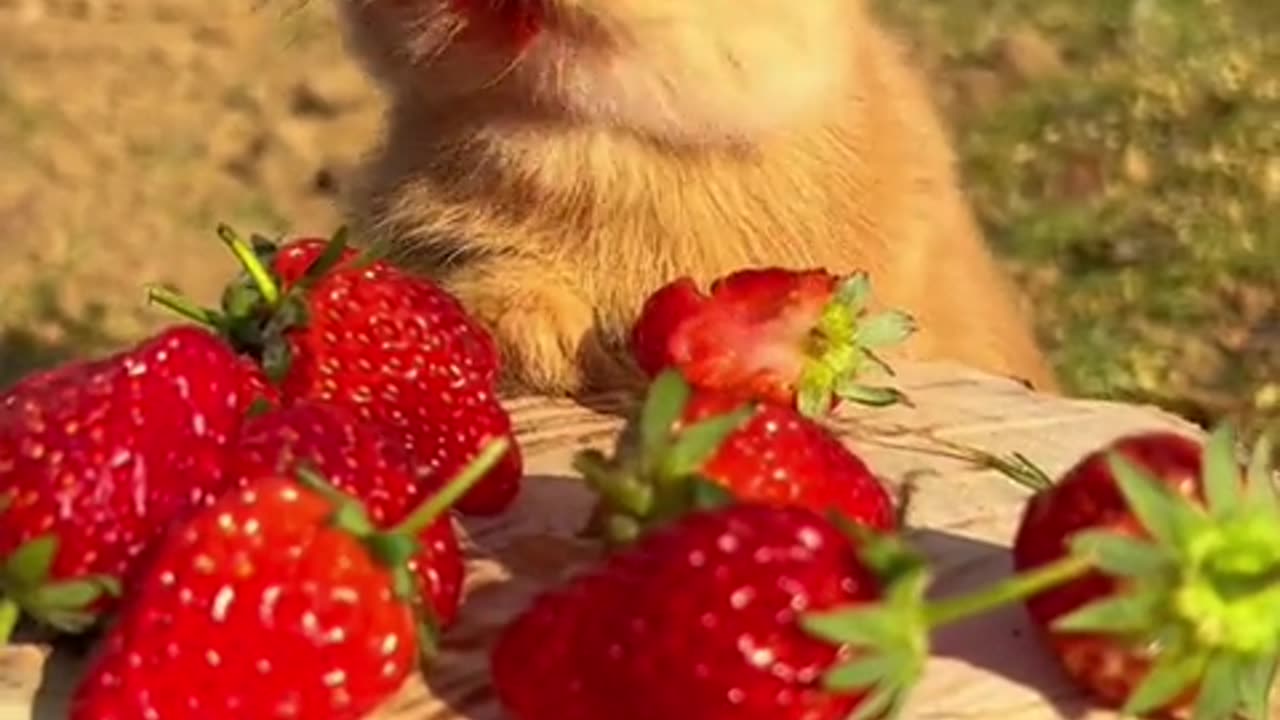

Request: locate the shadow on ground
(0, 286), (121, 390)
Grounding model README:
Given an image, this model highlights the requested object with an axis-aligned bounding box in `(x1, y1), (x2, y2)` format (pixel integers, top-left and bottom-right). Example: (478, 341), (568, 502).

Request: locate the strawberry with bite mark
(0, 326), (275, 640)
(227, 400), (466, 627)
(151, 225), (524, 517)
(630, 269), (916, 418)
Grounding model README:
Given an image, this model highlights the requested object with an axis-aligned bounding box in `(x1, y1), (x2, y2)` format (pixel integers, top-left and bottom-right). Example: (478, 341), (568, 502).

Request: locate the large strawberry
(1012, 427), (1280, 719)
(227, 400), (465, 627)
(491, 502), (912, 720)
(0, 326), (276, 639)
(573, 370), (898, 544)
(151, 225), (524, 517)
(629, 268), (916, 417)
(69, 438), (509, 720)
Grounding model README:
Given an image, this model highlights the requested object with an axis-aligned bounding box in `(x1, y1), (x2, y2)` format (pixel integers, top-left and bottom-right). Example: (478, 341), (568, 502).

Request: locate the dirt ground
(0, 0), (378, 378)
(0, 0), (1276, 436)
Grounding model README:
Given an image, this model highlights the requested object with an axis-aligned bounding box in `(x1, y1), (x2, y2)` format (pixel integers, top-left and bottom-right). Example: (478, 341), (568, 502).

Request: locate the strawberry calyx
(794, 272), (916, 417)
(800, 513), (1100, 720)
(147, 224), (377, 384)
(798, 517), (933, 720)
(1046, 426), (1280, 720)
(0, 533), (121, 642)
(571, 370), (756, 546)
(294, 437), (510, 660)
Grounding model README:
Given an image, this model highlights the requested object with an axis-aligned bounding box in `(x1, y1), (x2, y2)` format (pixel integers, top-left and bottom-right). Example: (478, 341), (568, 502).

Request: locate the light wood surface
(1, 360), (1273, 719)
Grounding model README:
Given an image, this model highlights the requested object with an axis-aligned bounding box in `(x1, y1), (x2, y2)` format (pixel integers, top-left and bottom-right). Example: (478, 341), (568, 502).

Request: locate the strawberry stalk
(796, 272), (916, 417)
(145, 223), (360, 383)
(573, 370), (755, 545)
(295, 436), (511, 662)
(801, 425), (1280, 720)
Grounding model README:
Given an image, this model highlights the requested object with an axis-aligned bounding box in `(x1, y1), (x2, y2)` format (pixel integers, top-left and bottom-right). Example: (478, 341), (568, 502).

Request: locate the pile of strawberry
(1, 233), (1276, 720)
(0, 226), (523, 718)
(488, 269), (1280, 720)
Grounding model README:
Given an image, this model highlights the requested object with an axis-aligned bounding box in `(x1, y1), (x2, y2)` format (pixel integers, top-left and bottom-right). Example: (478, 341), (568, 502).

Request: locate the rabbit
(333, 0), (1060, 397)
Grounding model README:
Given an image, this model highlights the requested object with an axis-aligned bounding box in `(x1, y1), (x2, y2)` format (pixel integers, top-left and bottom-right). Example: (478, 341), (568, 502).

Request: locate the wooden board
(0, 360), (1272, 719)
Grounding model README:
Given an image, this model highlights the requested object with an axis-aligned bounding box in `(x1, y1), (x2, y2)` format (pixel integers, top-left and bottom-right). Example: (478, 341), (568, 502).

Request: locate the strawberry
(629, 269), (916, 418)
(226, 400), (466, 627)
(0, 326), (276, 639)
(573, 370), (898, 545)
(69, 438), (509, 720)
(451, 0), (545, 50)
(491, 502), (908, 720)
(1011, 427), (1280, 719)
(150, 225), (524, 517)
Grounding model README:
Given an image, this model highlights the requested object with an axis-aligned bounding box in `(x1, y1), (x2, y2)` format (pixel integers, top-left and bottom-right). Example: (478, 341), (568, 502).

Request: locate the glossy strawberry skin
(267, 239), (524, 517)
(680, 388), (898, 532)
(226, 400), (465, 627)
(69, 476), (418, 720)
(1011, 432), (1205, 714)
(0, 326), (275, 610)
(492, 504), (883, 720)
(630, 269), (840, 408)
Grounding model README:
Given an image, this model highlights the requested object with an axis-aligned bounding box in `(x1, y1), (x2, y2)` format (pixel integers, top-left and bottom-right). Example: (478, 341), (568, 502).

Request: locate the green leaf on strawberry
(801, 521), (932, 720)
(575, 368), (908, 547)
(0, 534), (121, 639)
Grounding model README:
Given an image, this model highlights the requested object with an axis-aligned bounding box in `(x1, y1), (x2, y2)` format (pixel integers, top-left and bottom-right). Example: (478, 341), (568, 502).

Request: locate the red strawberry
(151, 225), (524, 517)
(492, 503), (906, 720)
(451, 0), (545, 50)
(574, 370), (898, 544)
(629, 268), (916, 417)
(1011, 427), (1280, 719)
(0, 326), (275, 638)
(226, 400), (465, 627)
(69, 438), (509, 720)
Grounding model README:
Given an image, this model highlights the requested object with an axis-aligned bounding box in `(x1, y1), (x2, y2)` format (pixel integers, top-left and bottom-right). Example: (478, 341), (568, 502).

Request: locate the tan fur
(335, 0), (1060, 396)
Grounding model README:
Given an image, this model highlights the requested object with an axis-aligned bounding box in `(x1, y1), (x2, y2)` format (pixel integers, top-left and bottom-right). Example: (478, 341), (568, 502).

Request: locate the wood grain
(2, 361), (1273, 720)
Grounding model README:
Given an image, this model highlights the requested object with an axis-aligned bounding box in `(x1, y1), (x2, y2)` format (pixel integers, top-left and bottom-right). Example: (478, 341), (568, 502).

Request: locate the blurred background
(0, 0), (1276, 437)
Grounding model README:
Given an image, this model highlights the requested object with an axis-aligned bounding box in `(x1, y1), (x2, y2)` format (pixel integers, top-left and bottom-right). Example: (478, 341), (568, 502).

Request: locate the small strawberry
(573, 370), (898, 545)
(150, 225), (524, 517)
(226, 400), (466, 627)
(1012, 427), (1280, 719)
(69, 438), (509, 720)
(451, 0), (545, 50)
(0, 326), (276, 639)
(629, 269), (916, 417)
(491, 502), (916, 720)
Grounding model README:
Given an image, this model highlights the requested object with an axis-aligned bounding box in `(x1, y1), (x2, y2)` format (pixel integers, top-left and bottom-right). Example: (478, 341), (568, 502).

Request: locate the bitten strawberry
(69, 438), (508, 720)
(491, 503), (897, 720)
(1012, 427), (1280, 720)
(227, 400), (465, 627)
(574, 370), (898, 544)
(629, 268), (916, 417)
(151, 225), (524, 517)
(0, 326), (275, 639)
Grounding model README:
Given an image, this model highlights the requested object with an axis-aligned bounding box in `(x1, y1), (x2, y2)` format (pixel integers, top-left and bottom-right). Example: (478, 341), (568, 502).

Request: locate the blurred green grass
(876, 0), (1279, 436)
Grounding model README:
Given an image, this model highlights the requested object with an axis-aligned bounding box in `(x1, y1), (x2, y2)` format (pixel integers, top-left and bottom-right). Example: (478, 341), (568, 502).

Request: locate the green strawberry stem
(390, 437), (511, 537)
(146, 285), (224, 330)
(0, 598), (19, 644)
(218, 224), (281, 306)
(921, 554), (1093, 628)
